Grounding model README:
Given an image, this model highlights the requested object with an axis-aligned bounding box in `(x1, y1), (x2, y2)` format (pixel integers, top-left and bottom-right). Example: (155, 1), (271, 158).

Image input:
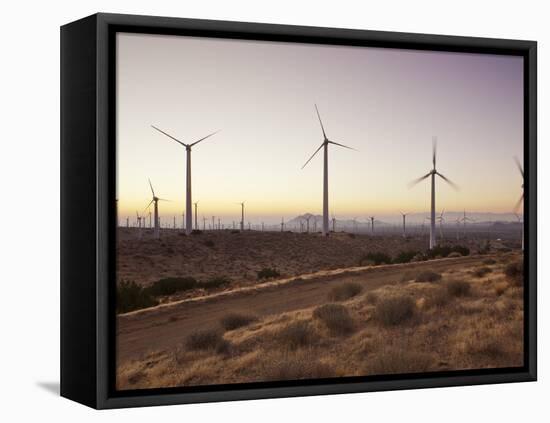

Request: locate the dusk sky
(116, 32), (524, 225)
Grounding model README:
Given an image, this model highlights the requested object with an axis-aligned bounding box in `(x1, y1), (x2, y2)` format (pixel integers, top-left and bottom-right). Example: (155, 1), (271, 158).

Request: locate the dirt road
(117, 255), (487, 363)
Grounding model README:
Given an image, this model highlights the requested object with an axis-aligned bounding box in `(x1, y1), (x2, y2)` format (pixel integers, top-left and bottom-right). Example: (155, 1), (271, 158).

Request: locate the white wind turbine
(145, 179), (169, 239)
(409, 137), (458, 249)
(513, 156), (524, 215)
(151, 125), (220, 235)
(368, 216), (375, 235)
(437, 209), (446, 242)
(302, 105), (357, 236)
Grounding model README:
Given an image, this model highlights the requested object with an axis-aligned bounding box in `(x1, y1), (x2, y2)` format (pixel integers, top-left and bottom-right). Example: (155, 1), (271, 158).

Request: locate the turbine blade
(151, 125), (187, 147)
(144, 199), (154, 212)
(327, 140), (358, 151)
(314, 104), (327, 139)
(513, 193), (524, 213)
(190, 130), (220, 147)
(148, 178), (155, 196)
(432, 136), (437, 169)
(408, 172), (431, 188)
(301, 142), (325, 169)
(514, 156), (524, 178)
(436, 172), (459, 190)
(158, 198), (171, 202)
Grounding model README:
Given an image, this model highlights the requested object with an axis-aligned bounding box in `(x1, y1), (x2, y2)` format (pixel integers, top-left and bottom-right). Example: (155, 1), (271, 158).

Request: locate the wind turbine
(145, 179), (169, 239)
(513, 156), (524, 215)
(151, 125), (219, 235)
(332, 214), (336, 232)
(202, 216), (207, 231)
(305, 215), (312, 233)
(437, 210), (445, 242)
(237, 202), (245, 232)
(193, 201), (199, 231)
(409, 137), (458, 249)
(515, 213), (524, 251)
(181, 211), (185, 231)
(281, 217), (285, 232)
(369, 216), (375, 235)
(301, 105), (357, 236)
(136, 211), (143, 238)
(461, 210), (475, 238)
(400, 212), (408, 238)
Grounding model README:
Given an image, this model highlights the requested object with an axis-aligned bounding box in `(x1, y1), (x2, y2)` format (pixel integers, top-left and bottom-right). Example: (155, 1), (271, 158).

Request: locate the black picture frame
(60, 12), (537, 409)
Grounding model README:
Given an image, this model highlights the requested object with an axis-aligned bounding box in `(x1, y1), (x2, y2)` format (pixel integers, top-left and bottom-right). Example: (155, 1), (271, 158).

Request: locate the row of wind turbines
(123, 105), (524, 250)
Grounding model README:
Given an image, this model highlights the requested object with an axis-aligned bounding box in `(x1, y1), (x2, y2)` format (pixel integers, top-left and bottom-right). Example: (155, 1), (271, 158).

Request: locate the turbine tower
(400, 212), (408, 238)
(369, 216), (375, 234)
(301, 105), (357, 237)
(409, 137), (458, 249)
(151, 125), (219, 235)
(238, 202), (245, 232)
(193, 201), (199, 231)
(145, 179), (169, 239)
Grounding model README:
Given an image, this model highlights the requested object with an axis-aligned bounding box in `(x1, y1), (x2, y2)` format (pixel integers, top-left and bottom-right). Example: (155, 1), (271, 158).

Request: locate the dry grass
(504, 260), (524, 286)
(446, 280), (471, 297)
(220, 312), (257, 331)
(117, 252), (524, 390)
(415, 270), (442, 283)
(276, 320), (317, 349)
(313, 304), (355, 335)
(374, 295), (416, 326)
(472, 267), (492, 278)
(327, 282), (362, 301)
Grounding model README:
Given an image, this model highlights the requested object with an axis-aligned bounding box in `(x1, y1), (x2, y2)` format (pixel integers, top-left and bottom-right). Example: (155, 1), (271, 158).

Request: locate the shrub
(277, 321), (316, 349)
(415, 270), (442, 283)
(447, 252), (462, 258)
(359, 252), (392, 266)
(393, 250), (420, 264)
(191, 229), (203, 235)
(230, 230), (240, 234)
(365, 292), (379, 305)
(200, 276), (230, 290)
(257, 267), (281, 280)
(364, 348), (435, 375)
(220, 312), (257, 331)
(328, 282), (362, 301)
(348, 233), (356, 239)
(374, 295), (415, 326)
(203, 239), (215, 248)
(117, 280), (158, 313)
(483, 258), (497, 265)
(424, 287), (450, 308)
(446, 280), (471, 297)
(185, 328), (228, 352)
(313, 303), (355, 334)
(426, 245), (469, 259)
(452, 245), (470, 256)
(504, 260), (524, 286)
(472, 267), (492, 278)
(145, 277), (198, 296)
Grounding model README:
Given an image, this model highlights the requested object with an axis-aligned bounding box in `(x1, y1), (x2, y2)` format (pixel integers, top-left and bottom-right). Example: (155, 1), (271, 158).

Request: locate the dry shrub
(220, 312), (257, 331)
(186, 328), (229, 353)
(364, 347), (435, 375)
(400, 271), (416, 282)
(365, 292), (379, 305)
(472, 267), (492, 278)
(494, 282), (508, 296)
(504, 260), (524, 286)
(277, 321), (317, 349)
(374, 295), (415, 326)
(446, 280), (471, 297)
(483, 258), (497, 265)
(313, 304), (355, 334)
(424, 287), (451, 308)
(263, 351), (336, 381)
(415, 270), (442, 283)
(328, 282), (362, 301)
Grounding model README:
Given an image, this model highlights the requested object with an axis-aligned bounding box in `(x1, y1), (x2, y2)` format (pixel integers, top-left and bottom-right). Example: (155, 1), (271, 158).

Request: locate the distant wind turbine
(409, 137), (458, 249)
(281, 217), (285, 232)
(145, 179), (169, 239)
(301, 105), (357, 236)
(437, 210), (445, 241)
(151, 125), (220, 235)
(237, 202), (245, 232)
(369, 216), (375, 234)
(193, 201), (199, 231)
(400, 212), (408, 238)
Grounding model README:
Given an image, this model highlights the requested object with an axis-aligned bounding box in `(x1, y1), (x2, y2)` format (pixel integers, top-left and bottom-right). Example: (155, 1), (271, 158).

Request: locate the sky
(116, 32), (524, 225)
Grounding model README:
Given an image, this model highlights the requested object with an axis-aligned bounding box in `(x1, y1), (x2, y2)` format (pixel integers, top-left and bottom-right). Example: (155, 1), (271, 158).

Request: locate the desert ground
(116, 230), (524, 390)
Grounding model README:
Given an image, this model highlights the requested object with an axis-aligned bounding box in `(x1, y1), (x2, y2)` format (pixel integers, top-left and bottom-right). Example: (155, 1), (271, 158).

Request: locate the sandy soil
(117, 228), (478, 287)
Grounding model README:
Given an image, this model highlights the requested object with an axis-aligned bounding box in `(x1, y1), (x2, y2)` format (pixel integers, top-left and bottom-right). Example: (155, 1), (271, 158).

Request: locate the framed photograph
(61, 13), (537, 409)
